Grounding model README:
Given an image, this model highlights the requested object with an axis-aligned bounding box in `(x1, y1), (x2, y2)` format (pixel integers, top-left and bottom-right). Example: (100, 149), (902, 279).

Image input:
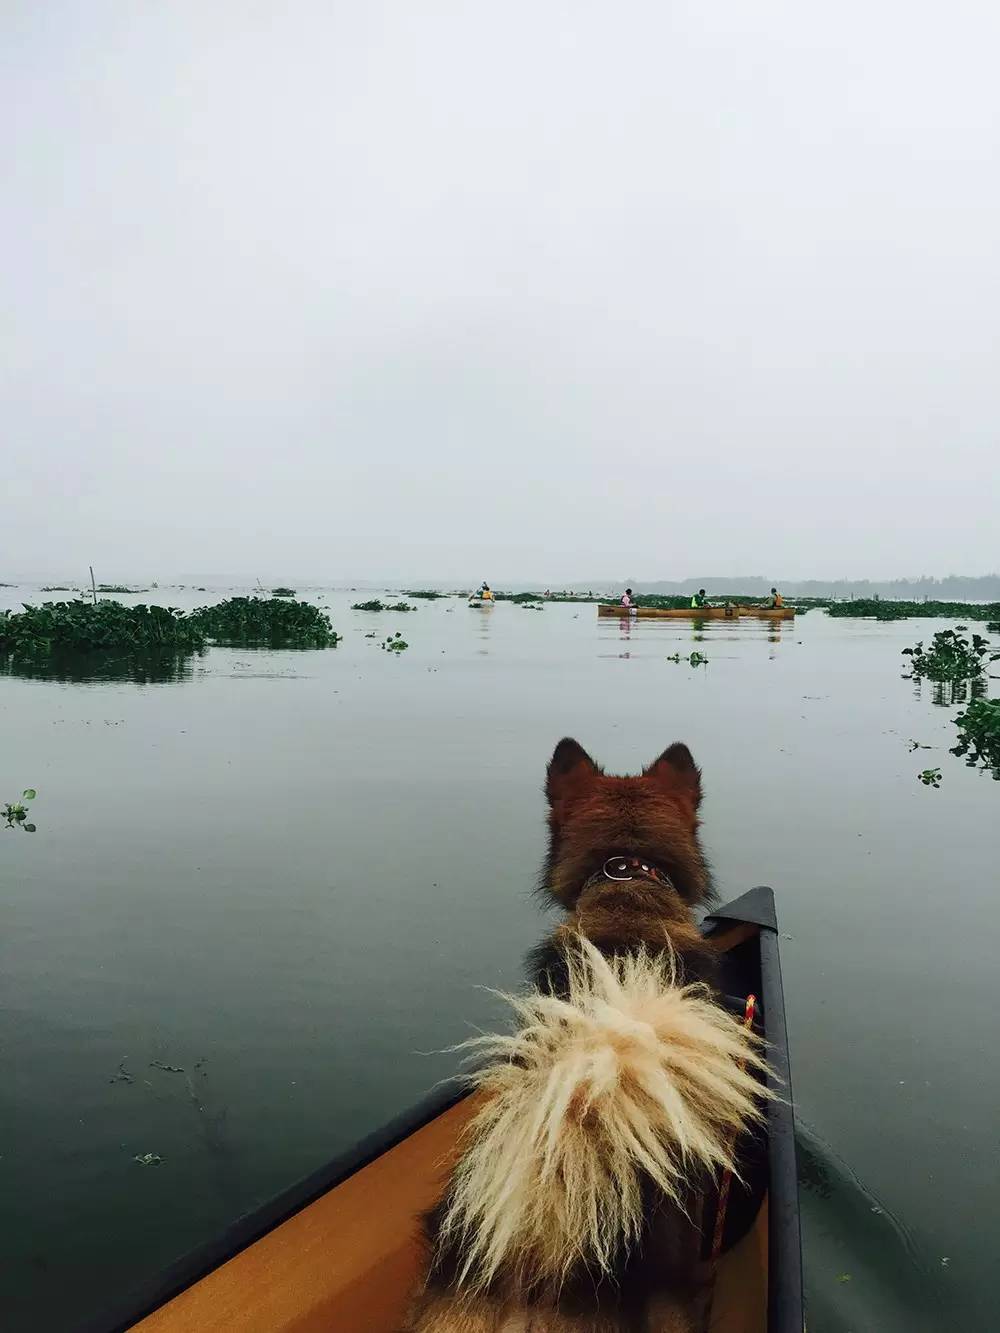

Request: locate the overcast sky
(3, 2), (998, 583)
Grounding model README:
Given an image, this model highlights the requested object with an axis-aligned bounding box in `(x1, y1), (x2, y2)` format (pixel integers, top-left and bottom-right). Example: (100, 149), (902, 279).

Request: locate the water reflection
(0, 649), (204, 685)
(472, 601), (493, 654)
(796, 1120), (945, 1330)
(910, 677), (988, 708)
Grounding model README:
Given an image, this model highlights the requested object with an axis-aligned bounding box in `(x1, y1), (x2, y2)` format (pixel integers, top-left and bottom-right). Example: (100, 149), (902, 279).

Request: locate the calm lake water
(2, 586), (998, 1332)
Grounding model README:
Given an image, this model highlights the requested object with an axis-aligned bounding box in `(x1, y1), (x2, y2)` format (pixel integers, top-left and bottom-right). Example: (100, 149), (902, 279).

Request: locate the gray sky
(4, 1), (999, 583)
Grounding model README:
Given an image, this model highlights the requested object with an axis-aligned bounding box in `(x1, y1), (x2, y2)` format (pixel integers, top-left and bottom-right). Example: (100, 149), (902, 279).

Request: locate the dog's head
(541, 737), (711, 907)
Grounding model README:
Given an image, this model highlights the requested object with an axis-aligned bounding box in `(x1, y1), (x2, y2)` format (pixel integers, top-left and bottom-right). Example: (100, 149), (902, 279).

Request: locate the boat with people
(469, 582), (495, 607)
(82, 887), (801, 1333)
(598, 604), (795, 620)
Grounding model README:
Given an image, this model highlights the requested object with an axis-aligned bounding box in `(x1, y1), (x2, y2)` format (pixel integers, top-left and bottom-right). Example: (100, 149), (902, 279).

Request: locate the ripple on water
(796, 1120), (949, 1332)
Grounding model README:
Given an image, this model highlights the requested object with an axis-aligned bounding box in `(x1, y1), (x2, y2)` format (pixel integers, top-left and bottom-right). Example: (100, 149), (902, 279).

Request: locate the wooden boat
(83, 888), (801, 1333)
(598, 604), (796, 620)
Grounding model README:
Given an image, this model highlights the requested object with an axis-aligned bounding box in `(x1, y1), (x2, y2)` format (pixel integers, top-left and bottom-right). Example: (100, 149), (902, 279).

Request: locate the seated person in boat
(479, 582), (493, 601)
(620, 587), (634, 608)
(690, 588), (710, 608)
(766, 586), (784, 608)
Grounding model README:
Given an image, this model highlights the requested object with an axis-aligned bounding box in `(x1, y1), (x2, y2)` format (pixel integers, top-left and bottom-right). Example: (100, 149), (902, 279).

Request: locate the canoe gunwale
(704, 886), (803, 1332)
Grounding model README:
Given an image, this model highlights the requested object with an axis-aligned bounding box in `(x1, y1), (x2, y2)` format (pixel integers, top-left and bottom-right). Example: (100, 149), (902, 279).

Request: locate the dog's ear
(644, 742), (702, 810)
(546, 737), (599, 809)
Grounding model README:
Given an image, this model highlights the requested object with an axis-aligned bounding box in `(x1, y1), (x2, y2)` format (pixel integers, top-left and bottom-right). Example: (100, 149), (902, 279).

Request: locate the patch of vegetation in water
(950, 699), (1000, 779)
(3, 788), (38, 832)
(0, 600), (206, 656)
(494, 591), (546, 603)
(381, 633), (408, 652)
(40, 585), (75, 592)
(917, 767), (942, 788)
(190, 596), (340, 646)
(633, 595), (691, 609)
(902, 628), (998, 682)
(98, 584), (149, 594)
(518, 602), (544, 610)
(351, 599), (415, 612)
(828, 599), (1000, 621)
(404, 590), (446, 599)
(667, 651), (709, 666)
(270, 587), (296, 597)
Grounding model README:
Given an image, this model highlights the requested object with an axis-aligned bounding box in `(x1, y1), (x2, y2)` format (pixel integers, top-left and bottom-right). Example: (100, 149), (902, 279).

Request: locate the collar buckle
(603, 855), (669, 886)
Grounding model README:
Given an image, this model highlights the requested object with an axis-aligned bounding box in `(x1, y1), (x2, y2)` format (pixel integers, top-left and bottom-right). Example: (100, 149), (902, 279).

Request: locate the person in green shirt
(690, 588), (710, 608)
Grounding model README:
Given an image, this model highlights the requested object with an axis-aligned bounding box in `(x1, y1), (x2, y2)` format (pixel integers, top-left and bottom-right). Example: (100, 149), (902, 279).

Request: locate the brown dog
(403, 740), (766, 1333)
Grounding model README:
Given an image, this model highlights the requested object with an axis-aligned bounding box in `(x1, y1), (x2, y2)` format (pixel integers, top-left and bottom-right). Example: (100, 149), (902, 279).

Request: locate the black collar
(584, 854), (677, 894)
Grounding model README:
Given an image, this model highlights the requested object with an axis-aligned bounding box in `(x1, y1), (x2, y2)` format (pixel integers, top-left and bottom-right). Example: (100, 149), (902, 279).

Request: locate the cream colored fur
(439, 938), (769, 1294)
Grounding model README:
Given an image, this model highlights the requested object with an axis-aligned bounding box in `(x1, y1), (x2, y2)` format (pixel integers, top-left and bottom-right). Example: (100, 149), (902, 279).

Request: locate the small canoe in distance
(598, 604), (796, 620)
(84, 888), (801, 1333)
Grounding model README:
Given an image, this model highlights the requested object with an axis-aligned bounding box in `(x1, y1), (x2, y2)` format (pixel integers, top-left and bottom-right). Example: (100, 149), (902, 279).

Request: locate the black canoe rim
(77, 886), (801, 1333)
(703, 886), (804, 1333)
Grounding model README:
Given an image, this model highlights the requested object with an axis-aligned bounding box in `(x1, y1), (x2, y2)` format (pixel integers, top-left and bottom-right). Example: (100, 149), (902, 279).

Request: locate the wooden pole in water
(90, 565), (97, 605)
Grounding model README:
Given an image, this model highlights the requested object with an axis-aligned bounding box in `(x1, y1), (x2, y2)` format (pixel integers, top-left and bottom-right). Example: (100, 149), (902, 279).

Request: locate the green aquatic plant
(97, 584), (149, 594)
(636, 595), (693, 610)
(190, 597), (339, 646)
(902, 629), (998, 682)
(950, 699), (1000, 779)
(353, 598), (414, 612)
(0, 600), (206, 655)
(666, 651), (709, 666)
(917, 767), (942, 788)
(381, 633), (408, 652)
(404, 590), (446, 599)
(3, 788), (37, 832)
(518, 603), (544, 611)
(828, 599), (1000, 621)
(271, 587), (296, 597)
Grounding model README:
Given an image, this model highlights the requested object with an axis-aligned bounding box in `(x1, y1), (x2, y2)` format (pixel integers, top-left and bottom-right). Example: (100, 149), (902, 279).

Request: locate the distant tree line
(609, 575), (1000, 601)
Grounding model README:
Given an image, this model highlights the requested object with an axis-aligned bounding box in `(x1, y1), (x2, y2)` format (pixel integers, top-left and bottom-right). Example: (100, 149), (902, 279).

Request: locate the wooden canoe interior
(131, 1097), (768, 1333)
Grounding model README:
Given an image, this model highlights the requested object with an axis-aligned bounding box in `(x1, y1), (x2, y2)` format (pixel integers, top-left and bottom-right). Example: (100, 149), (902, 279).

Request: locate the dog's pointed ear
(546, 737), (599, 808)
(644, 742), (702, 809)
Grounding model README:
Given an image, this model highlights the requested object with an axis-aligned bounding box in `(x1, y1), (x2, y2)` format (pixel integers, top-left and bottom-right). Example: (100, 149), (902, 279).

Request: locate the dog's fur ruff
(403, 740), (768, 1333)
